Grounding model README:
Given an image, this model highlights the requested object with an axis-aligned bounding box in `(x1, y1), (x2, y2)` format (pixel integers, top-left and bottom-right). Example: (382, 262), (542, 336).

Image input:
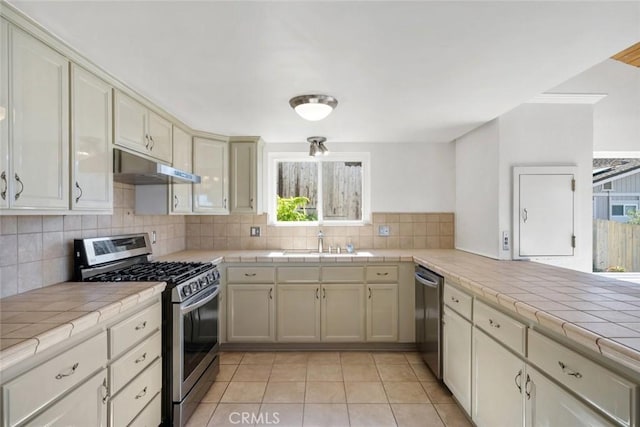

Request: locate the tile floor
(186, 351), (472, 427)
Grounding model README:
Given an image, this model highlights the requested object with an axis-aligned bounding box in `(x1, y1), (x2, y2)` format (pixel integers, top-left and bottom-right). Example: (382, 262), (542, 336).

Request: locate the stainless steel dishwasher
(415, 264), (443, 379)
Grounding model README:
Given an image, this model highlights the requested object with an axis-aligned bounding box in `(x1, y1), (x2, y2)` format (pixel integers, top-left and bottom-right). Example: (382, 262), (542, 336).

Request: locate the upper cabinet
(5, 25), (69, 210)
(229, 137), (263, 214)
(193, 136), (229, 214)
(171, 126), (193, 214)
(114, 91), (172, 164)
(70, 65), (113, 211)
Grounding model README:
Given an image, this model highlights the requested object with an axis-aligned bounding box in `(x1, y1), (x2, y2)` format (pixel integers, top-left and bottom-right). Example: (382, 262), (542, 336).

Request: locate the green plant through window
(276, 196), (317, 221)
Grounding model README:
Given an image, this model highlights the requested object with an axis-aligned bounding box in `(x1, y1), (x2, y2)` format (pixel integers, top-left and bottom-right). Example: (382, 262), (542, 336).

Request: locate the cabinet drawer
(228, 267), (275, 283)
(3, 331), (107, 426)
(109, 358), (162, 427)
(366, 266), (398, 283)
(474, 300), (525, 355)
(443, 283), (472, 320)
(109, 302), (161, 358)
(277, 266), (320, 283)
(128, 391), (161, 427)
(528, 329), (635, 426)
(110, 331), (161, 395)
(322, 266), (364, 283)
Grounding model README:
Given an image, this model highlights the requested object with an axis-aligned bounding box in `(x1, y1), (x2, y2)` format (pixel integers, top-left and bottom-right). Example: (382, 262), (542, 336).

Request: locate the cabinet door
(230, 141), (257, 214)
(227, 284), (275, 342)
(193, 136), (229, 214)
(0, 19), (8, 209)
(366, 284), (398, 342)
(321, 284), (365, 342)
(472, 327), (524, 427)
(25, 369), (108, 427)
(171, 126), (193, 213)
(70, 65), (112, 211)
(147, 110), (172, 163)
(10, 26), (69, 209)
(114, 91), (147, 153)
(277, 284), (320, 342)
(442, 307), (471, 414)
(525, 366), (614, 427)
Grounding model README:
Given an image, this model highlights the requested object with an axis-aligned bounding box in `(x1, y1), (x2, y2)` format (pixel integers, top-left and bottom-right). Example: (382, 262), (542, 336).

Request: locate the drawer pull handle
(269, 288), (273, 299)
(376, 272), (389, 276)
(135, 321), (147, 331)
(14, 173), (24, 200)
(135, 353), (147, 364)
(244, 273), (257, 277)
(316, 288), (319, 299)
(558, 361), (582, 379)
(525, 374), (532, 400)
(450, 296), (459, 303)
(488, 319), (501, 328)
(101, 378), (110, 403)
(0, 171), (6, 200)
(135, 386), (148, 400)
(55, 362), (79, 379)
(368, 288), (372, 299)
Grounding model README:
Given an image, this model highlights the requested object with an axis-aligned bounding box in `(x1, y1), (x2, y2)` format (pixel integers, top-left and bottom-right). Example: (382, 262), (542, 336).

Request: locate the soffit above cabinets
(612, 42), (640, 68)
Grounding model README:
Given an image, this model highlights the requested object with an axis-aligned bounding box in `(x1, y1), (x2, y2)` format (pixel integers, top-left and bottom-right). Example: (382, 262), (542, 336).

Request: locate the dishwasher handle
(415, 273), (439, 288)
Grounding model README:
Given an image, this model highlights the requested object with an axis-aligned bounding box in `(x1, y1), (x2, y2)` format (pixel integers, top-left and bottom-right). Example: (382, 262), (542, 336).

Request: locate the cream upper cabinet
(7, 25), (69, 209)
(0, 19), (8, 209)
(171, 126), (193, 214)
(321, 284), (365, 342)
(70, 65), (113, 211)
(193, 136), (229, 214)
(114, 91), (172, 163)
(227, 284), (275, 342)
(276, 284), (321, 342)
(442, 306), (472, 414)
(229, 138), (262, 214)
(366, 283), (398, 342)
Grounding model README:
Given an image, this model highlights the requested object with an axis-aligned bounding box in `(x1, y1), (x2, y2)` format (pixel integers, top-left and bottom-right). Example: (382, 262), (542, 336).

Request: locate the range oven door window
(181, 287), (219, 384)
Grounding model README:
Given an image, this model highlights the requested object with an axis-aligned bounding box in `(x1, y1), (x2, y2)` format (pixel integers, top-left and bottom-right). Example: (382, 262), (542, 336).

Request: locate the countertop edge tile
(35, 323), (74, 353)
(0, 339), (38, 372)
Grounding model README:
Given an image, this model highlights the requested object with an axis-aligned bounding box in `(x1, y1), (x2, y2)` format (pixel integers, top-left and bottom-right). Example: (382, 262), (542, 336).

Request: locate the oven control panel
(173, 266), (220, 302)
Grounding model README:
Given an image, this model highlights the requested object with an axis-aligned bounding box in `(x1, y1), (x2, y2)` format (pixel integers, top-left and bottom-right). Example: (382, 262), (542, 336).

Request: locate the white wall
(263, 142), (456, 212)
(454, 120), (500, 258)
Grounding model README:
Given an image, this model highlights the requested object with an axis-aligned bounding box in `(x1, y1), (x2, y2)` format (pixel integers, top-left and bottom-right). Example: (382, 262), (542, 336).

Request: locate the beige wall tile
(1, 217), (18, 235)
(18, 261), (42, 293)
(17, 216), (42, 234)
(0, 235), (17, 267)
(0, 266), (18, 298)
(42, 232), (64, 259)
(42, 216), (63, 232)
(18, 233), (42, 263)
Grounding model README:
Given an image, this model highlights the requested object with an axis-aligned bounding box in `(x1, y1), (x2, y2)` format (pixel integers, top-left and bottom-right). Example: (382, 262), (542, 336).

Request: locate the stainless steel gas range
(74, 233), (220, 427)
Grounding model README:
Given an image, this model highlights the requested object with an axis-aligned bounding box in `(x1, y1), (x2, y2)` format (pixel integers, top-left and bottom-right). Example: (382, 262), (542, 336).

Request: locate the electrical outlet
(152, 230), (157, 244)
(502, 231), (509, 251)
(250, 226), (261, 237)
(378, 225), (390, 236)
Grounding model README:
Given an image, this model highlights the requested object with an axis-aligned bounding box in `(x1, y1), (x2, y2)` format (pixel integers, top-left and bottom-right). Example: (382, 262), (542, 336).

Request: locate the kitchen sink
(267, 250), (374, 257)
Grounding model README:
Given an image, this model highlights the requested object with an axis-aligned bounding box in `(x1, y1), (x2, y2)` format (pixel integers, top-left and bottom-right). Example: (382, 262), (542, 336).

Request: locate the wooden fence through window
(593, 219), (640, 272)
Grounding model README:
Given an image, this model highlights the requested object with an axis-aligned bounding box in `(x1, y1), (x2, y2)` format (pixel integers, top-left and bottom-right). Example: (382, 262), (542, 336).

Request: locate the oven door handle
(180, 286), (220, 315)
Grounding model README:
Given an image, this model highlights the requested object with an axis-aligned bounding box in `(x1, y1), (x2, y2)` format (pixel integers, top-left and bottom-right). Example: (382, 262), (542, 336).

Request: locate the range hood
(113, 149), (201, 185)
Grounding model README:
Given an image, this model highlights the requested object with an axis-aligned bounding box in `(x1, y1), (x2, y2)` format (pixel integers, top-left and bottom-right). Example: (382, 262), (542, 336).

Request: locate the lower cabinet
(276, 284), (320, 342)
(442, 306), (472, 414)
(227, 284), (276, 342)
(366, 284), (398, 342)
(321, 284), (366, 342)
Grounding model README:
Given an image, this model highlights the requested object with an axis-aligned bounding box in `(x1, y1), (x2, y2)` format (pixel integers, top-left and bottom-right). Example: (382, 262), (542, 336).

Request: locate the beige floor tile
(377, 364), (418, 381)
(217, 364), (238, 381)
(373, 352), (408, 364)
(220, 352), (244, 365)
(263, 381), (306, 403)
(185, 403), (216, 427)
(220, 381), (267, 403)
(274, 352), (310, 365)
(270, 364), (307, 381)
(434, 403), (473, 427)
(307, 364), (343, 381)
(345, 381), (388, 403)
(258, 403), (303, 426)
(384, 382), (429, 403)
(201, 381), (229, 403)
(208, 403), (261, 427)
(232, 364), (272, 381)
(303, 403), (349, 427)
(410, 363), (437, 381)
(421, 382), (454, 404)
(342, 364), (380, 381)
(340, 352), (374, 364)
(391, 403), (444, 427)
(305, 381), (346, 403)
(307, 351), (341, 364)
(241, 352), (276, 365)
(403, 352), (423, 364)
(348, 403), (397, 427)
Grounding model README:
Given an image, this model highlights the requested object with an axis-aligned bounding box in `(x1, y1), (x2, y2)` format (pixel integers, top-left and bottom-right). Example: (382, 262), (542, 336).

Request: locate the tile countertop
(159, 249), (640, 375)
(0, 281), (165, 372)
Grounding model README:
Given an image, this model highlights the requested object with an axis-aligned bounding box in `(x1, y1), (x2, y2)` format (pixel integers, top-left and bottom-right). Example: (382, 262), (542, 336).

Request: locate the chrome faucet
(317, 230), (324, 253)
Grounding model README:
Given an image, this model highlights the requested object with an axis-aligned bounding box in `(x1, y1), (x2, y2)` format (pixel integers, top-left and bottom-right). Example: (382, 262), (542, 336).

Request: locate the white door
(442, 306), (472, 414)
(276, 284), (320, 342)
(0, 19), (8, 209)
(171, 126), (193, 214)
(321, 284), (365, 342)
(472, 328), (525, 427)
(114, 91), (147, 154)
(71, 65), (112, 211)
(10, 26), (69, 209)
(366, 284), (398, 341)
(230, 141), (256, 214)
(227, 284), (275, 342)
(517, 171), (575, 257)
(193, 136), (229, 214)
(147, 111), (172, 163)
(525, 366), (613, 427)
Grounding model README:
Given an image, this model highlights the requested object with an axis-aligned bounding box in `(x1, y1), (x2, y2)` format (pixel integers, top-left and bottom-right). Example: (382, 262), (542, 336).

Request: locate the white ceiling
(8, 1), (640, 144)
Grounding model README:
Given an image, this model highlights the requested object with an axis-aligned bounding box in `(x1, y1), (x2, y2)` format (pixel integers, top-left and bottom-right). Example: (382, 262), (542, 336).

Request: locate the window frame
(267, 152), (371, 226)
(610, 202), (638, 221)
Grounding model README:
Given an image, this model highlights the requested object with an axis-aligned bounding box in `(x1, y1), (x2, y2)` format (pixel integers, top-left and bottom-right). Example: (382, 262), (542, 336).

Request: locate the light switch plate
(378, 225), (390, 236)
(502, 231), (509, 251)
(250, 226), (261, 237)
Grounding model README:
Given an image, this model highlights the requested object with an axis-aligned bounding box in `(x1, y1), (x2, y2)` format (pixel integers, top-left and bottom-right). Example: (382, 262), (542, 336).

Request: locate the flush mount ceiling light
(308, 136), (329, 157)
(289, 94), (338, 121)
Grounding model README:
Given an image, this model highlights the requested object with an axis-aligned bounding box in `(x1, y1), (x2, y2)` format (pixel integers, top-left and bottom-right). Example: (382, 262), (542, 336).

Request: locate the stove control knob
(182, 286), (192, 298)
(191, 282), (198, 292)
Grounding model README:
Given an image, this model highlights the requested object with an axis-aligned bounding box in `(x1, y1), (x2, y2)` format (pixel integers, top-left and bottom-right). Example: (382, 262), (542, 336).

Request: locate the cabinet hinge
(571, 179), (576, 192)
(571, 235), (576, 248)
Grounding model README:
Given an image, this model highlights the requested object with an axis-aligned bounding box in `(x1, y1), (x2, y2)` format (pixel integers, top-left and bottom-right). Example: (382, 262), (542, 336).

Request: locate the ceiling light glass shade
(290, 95), (338, 121)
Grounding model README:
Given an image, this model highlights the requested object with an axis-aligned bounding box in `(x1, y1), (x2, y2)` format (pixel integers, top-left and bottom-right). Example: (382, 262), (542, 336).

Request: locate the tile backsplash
(0, 183), (186, 298)
(186, 213), (454, 251)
